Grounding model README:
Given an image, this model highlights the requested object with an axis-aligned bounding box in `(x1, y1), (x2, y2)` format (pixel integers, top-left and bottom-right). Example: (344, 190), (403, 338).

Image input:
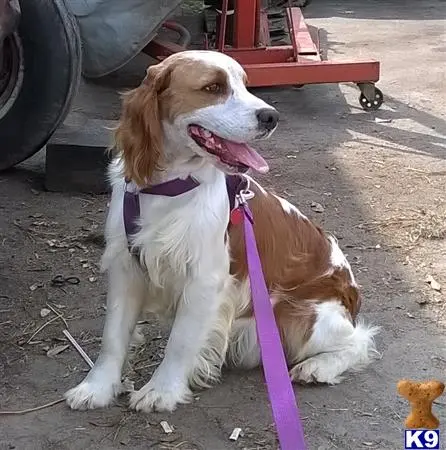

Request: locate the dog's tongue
(224, 140), (269, 174)
(189, 125), (269, 174)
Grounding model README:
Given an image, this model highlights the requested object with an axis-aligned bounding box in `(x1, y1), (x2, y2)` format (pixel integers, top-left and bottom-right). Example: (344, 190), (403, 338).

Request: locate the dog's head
(115, 51), (279, 185)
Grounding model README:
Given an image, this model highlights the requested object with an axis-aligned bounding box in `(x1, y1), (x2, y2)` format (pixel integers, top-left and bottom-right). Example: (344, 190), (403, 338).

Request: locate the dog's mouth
(188, 125), (269, 174)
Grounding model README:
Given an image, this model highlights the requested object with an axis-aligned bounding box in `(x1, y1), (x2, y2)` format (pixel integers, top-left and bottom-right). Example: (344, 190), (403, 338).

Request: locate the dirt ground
(1, 1), (445, 449)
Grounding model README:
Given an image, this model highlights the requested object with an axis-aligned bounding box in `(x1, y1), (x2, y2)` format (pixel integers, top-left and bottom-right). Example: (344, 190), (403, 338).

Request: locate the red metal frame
(144, 0), (380, 89)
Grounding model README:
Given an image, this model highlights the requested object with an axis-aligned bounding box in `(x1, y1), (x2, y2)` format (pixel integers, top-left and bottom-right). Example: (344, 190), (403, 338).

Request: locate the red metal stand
(144, 0), (383, 110)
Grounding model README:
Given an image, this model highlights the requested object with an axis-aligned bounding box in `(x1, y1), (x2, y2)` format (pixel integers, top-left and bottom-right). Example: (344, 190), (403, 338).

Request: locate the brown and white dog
(65, 50), (379, 413)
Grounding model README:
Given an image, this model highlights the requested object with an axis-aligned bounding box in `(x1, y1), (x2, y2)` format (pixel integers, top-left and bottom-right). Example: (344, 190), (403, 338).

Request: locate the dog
(65, 50), (379, 413)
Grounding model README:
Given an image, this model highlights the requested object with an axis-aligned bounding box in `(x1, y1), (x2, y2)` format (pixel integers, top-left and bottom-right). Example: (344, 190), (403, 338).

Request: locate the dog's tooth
(203, 130), (212, 138)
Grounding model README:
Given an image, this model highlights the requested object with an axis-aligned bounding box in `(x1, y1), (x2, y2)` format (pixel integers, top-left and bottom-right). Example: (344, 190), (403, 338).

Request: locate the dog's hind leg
(287, 300), (379, 384)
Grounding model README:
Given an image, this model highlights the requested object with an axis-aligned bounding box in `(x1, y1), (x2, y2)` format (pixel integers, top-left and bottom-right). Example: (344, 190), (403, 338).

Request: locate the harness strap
(124, 176), (200, 250)
(225, 174), (247, 212)
(124, 175), (246, 249)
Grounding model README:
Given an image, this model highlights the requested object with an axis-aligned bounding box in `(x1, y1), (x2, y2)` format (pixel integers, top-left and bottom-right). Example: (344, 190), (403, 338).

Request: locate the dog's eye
(203, 83), (222, 94)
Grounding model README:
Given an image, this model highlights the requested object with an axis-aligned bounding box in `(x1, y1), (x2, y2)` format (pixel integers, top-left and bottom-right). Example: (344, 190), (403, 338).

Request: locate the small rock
(407, 313), (415, 319)
(425, 275), (441, 291)
(88, 276), (97, 283)
(310, 202), (325, 213)
(229, 428), (243, 441)
(160, 421), (173, 434)
(40, 308), (51, 318)
(374, 117), (392, 124)
(29, 282), (43, 292)
(120, 436), (130, 446)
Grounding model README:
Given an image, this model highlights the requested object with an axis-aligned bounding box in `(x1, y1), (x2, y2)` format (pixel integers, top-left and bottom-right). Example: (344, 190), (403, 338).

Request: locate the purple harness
(123, 175), (307, 450)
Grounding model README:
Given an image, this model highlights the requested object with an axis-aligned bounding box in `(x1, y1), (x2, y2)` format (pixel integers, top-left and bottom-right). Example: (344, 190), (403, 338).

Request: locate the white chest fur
(102, 163), (231, 315)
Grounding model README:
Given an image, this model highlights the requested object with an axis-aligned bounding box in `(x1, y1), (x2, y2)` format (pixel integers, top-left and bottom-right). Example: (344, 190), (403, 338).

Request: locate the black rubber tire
(359, 87), (384, 112)
(0, 0), (81, 171)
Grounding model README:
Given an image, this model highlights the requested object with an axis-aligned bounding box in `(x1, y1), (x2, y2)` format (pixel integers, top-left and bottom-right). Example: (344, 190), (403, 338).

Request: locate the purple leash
(238, 196), (307, 450)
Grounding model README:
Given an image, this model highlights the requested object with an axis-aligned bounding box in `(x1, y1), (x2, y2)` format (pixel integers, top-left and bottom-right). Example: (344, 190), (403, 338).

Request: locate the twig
(196, 404), (231, 409)
(0, 398), (64, 415)
(13, 219), (35, 242)
(295, 181), (323, 195)
(113, 420), (125, 442)
(406, 167), (428, 174)
(63, 329), (94, 368)
(46, 303), (68, 329)
(354, 410), (374, 417)
(305, 401), (316, 409)
(26, 316), (60, 344)
(133, 362), (160, 371)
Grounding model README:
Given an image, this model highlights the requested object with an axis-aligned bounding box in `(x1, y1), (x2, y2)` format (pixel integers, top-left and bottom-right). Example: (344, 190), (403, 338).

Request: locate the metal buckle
(236, 175), (255, 206)
(238, 189), (255, 204)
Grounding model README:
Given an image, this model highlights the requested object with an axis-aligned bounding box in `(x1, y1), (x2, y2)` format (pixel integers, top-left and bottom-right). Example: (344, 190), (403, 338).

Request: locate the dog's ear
(115, 63), (170, 185)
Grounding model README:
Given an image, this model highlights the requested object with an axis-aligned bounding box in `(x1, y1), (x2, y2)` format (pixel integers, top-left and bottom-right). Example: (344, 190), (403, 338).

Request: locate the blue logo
(405, 429), (440, 449)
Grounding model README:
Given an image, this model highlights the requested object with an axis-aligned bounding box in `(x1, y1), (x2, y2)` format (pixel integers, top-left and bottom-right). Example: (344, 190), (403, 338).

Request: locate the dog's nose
(256, 108), (279, 131)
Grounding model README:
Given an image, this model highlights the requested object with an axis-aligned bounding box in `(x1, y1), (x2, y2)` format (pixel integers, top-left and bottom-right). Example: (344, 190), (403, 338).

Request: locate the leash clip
(236, 175), (255, 206)
(237, 189), (254, 205)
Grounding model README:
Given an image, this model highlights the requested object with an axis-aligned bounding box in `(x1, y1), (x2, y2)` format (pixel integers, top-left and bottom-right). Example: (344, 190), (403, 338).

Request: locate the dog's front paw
(129, 380), (192, 413)
(65, 379), (124, 410)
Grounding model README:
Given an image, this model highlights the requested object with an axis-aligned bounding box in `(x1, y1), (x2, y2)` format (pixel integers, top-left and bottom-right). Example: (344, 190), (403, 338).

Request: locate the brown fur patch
(114, 54), (230, 185)
(158, 58), (229, 122)
(229, 183), (361, 325)
(114, 65), (168, 186)
(229, 184), (331, 289)
(274, 299), (317, 363)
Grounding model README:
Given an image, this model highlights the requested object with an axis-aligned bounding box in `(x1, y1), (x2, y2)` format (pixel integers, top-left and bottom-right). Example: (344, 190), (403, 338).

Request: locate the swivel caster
(358, 85), (384, 111)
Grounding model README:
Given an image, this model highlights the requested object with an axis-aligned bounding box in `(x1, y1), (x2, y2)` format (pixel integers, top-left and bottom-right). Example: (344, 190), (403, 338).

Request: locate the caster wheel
(359, 87), (383, 111)
(0, 0), (81, 171)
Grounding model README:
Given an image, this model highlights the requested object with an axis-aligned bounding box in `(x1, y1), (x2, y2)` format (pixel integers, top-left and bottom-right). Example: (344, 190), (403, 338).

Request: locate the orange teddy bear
(397, 379), (445, 429)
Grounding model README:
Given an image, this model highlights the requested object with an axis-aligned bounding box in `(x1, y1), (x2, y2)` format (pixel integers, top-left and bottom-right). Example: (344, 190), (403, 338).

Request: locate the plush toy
(397, 379), (445, 429)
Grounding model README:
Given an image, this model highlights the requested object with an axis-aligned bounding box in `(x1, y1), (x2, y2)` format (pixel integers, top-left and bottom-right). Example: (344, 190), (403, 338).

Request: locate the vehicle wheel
(0, 0), (81, 171)
(359, 87), (384, 111)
